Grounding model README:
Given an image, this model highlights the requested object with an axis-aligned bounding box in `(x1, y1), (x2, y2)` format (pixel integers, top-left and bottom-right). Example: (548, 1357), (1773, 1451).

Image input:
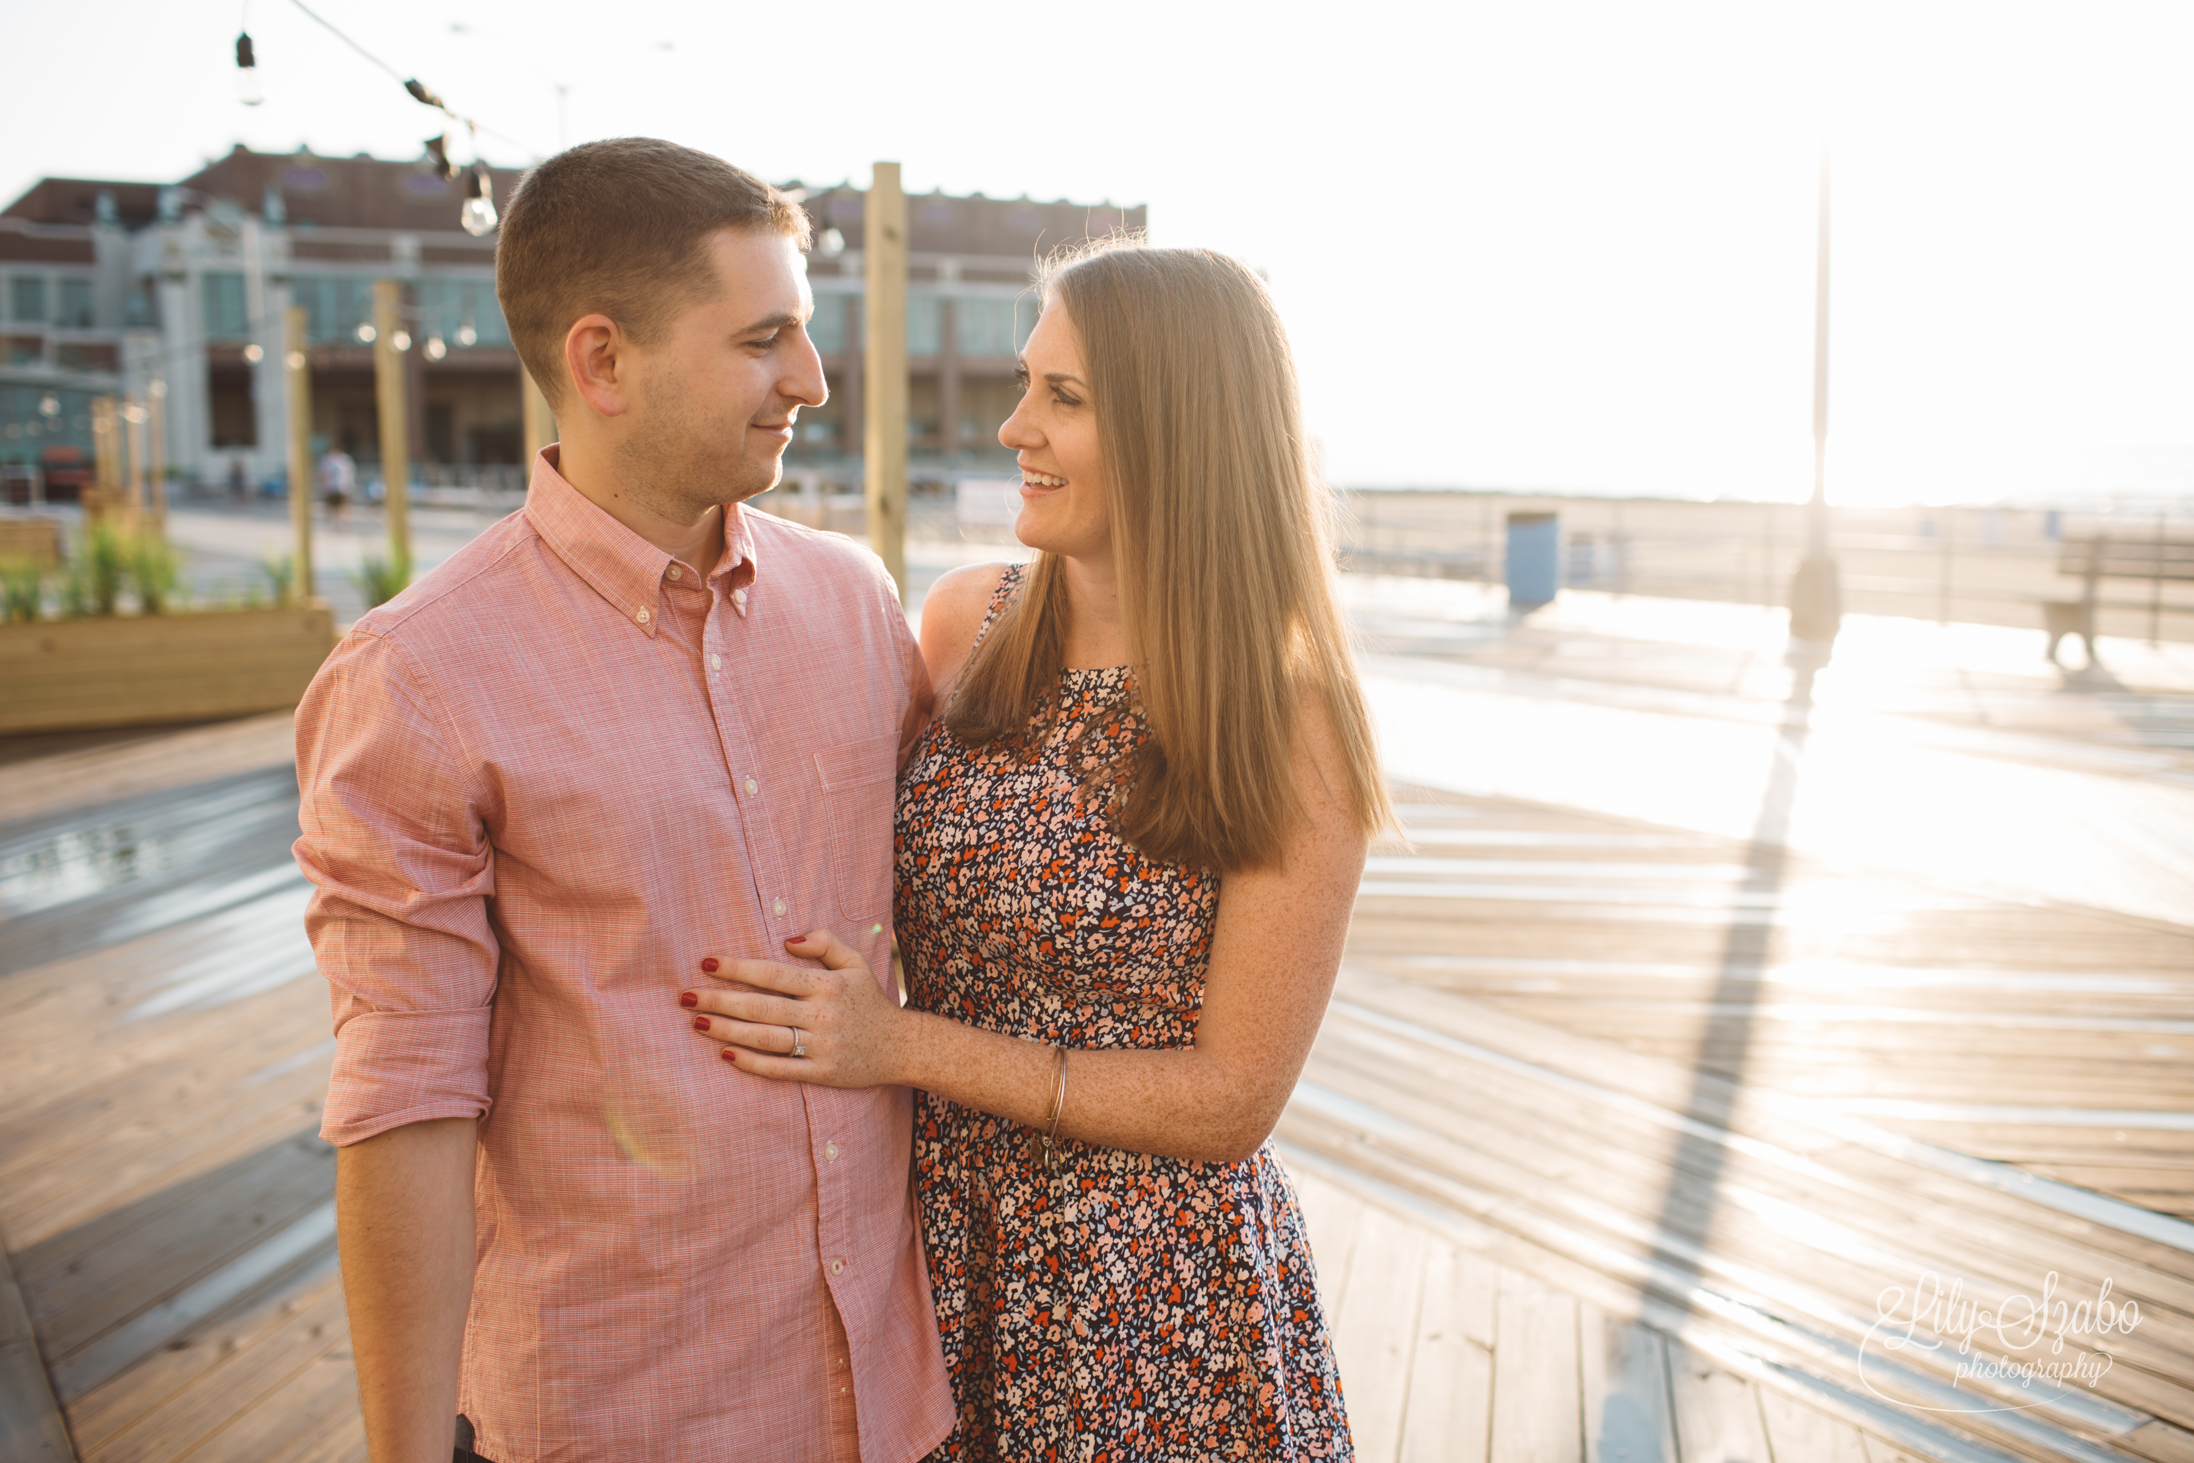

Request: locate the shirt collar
(523, 446), (755, 637)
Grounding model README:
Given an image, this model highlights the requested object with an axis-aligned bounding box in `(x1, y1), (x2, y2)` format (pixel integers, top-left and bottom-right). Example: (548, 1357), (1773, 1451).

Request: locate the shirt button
(667, 565), (681, 581)
(772, 897), (787, 916)
(825, 1141), (840, 1161)
(744, 777), (758, 796)
(829, 1258), (844, 1275)
(635, 608), (650, 625)
(710, 653), (722, 671)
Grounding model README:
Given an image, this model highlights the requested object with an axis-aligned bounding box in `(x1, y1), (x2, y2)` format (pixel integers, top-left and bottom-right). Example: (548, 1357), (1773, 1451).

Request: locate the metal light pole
(1788, 149), (1843, 643)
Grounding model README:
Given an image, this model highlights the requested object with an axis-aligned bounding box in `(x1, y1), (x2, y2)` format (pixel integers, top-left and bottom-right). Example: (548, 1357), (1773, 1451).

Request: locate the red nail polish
(679, 992), (699, 1009)
(700, 958), (720, 973)
(693, 1015), (711, 1032)
(720, 1047), (737, 1062)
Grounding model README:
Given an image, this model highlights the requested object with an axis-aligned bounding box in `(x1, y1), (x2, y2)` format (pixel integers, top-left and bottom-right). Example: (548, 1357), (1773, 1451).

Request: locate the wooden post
(88, 396), (121, 523)
(285, 305), (315, 603)
(864, 161), (908, 601)
(148, 380), (168, 530)
(373, 279), (412, 577)
(123, 399), (147, 526)
(521, 366), (556, 472)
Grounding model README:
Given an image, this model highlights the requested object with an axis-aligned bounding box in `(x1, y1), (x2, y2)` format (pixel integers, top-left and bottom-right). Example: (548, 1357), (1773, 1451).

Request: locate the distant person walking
(316, 445), (354, 519)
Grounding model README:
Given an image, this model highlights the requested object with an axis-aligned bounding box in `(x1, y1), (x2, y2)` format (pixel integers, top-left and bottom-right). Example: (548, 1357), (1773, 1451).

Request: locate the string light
(270, 0), (542, 234)
(423, 134), (458, 180)
(235, 31), (264, 105)
(460, 163), (498, 236)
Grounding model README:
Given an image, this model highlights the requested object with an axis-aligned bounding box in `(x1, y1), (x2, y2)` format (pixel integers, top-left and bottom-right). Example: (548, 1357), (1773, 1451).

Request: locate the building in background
(0, 145), (1142, 499)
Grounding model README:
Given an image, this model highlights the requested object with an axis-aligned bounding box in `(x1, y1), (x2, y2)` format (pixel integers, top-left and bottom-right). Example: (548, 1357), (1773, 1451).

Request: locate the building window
(954, 297), (1021, 357)
(907, 291), (941, 357)
(808, 296), (849, 354)
(9, 276), (47, 324)
(413, 277), (510, 349)
(57, 278), (96, 330)
(293, 274), (377, 344)
(3, 336), (43, 366)
(124, 281), (158, 329)
(202, 271), (250, 340)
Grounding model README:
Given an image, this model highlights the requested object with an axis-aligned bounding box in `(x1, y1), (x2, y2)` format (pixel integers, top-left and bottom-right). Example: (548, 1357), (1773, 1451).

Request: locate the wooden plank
(1399, 1241), (1493, 1463)
(1289, 1163), (1369, 1316)
(1755, 1385), (1869, 1463)
(1331, 1205), (1430, 1462)
(74, 1260), (347, 1463)
(0, 1228), (74, 1462)
(1297, 1021), (2194, 1426)
(1666, 1341), (1772, 1463)
(1580, 1301), (1676, 1463)
(262, 1406), (367, 1463)
(1489, 1266), (1580, 1463)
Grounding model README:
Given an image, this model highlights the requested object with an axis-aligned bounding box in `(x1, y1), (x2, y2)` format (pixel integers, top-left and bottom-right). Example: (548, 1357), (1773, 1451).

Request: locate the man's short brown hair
(496, 138), (810, 410)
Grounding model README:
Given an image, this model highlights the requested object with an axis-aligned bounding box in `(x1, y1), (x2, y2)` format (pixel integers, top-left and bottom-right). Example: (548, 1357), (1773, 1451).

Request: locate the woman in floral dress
(686, 241), (1392, 1460)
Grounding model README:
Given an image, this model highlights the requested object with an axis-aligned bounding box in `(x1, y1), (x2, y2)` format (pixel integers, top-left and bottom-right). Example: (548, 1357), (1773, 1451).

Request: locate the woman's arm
(682, 691), (1367, 1165)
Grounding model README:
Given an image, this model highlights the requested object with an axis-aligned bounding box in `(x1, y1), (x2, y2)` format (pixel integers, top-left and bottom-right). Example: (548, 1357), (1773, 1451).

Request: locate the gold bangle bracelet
(1032, 1044), (1068, 1172)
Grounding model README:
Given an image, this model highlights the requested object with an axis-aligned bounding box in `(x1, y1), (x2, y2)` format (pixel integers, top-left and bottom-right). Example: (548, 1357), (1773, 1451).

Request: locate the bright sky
(7, 0), (2192, 506)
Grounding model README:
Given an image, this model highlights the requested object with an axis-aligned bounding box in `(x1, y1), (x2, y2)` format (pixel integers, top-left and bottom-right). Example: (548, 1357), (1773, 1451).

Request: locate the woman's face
(999, 302), (1111, 561)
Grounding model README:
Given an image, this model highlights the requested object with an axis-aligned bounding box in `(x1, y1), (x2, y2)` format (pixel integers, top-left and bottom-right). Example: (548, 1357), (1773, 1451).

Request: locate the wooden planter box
(0, 604), (338, 734)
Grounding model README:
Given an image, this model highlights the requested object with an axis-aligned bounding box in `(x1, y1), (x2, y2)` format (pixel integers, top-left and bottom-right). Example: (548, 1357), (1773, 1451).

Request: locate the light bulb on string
(460, 163), (498, 236)
(819, 227), (845, 258)
(39, 394), (60, 418)
(424, 335), (447, 361)
(424, 135), (457, 180)
(392, 329), (412, 352)
(242, 343), (264, 364)
(456, 322), (477, 348)
(235, 32), (263, 105)
(355, 322), (376, 344)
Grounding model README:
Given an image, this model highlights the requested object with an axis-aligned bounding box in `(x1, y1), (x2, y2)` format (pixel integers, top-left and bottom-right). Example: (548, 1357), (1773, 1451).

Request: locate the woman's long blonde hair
(943, 240), (1391, 872)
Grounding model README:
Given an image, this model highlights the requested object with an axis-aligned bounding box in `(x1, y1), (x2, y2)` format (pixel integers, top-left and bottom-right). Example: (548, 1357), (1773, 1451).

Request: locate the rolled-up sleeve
(294, 629), (500, 1146)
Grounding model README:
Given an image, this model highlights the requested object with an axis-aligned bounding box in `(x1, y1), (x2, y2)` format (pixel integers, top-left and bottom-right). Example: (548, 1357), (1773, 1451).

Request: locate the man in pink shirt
(293, 139), (955, 1462)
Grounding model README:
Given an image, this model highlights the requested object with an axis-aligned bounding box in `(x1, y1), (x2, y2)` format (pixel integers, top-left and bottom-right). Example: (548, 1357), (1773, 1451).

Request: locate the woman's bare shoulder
(918, 561), (1017, 687)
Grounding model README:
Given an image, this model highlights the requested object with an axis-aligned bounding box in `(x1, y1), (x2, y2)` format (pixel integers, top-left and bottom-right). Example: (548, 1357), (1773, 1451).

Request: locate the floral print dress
(894, 566), (1353, 1462)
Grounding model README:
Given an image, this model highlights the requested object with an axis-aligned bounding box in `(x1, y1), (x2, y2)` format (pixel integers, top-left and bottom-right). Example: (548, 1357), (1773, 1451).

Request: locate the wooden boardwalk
(2, 580), (2190, 1461)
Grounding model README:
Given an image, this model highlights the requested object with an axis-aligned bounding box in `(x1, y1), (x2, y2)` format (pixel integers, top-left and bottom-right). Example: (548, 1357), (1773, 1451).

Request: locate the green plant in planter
(57, 557), (90, 617)
(357, 550), (413, 610)
(260, 553), (295, 604)
(130, 531), (184, 614)
(0, 558), (44, 622)
(82, 519), (129, 615)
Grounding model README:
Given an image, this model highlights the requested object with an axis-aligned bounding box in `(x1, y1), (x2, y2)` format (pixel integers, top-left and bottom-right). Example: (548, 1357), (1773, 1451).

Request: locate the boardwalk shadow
(13, 1126), (335, 1402)
(1644, 639), (1827, 1317)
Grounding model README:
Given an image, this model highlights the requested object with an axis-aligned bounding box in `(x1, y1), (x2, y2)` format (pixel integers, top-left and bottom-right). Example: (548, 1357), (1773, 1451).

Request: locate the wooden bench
(2042, 533), (2194, 664)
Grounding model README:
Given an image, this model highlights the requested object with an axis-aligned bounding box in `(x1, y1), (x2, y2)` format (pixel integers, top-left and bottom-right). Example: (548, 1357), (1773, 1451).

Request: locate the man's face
(615, 227), (826, 511)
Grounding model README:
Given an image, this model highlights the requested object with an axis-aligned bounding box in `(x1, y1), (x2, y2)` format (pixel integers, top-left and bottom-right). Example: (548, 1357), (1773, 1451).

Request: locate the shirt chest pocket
(813, 732), (901, 921)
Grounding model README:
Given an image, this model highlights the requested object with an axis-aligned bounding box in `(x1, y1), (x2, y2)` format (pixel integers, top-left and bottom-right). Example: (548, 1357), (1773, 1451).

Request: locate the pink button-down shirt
(294, 451), (954, 1463)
